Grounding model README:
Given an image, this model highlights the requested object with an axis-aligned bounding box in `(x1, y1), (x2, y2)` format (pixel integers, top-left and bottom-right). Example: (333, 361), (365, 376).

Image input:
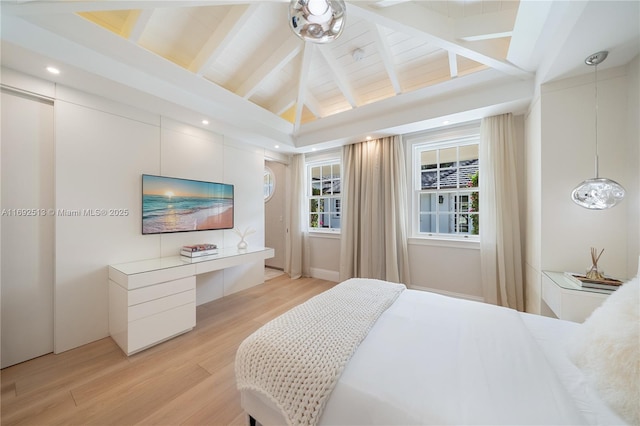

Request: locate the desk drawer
(128, 302), (195, 354)
(124, 264), (195, 290)
(128, 289), (195, 322)
(128, 276), (195, 306)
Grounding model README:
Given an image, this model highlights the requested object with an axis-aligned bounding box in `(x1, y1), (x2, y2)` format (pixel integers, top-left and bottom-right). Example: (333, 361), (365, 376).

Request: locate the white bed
(236, 278), (638, 426)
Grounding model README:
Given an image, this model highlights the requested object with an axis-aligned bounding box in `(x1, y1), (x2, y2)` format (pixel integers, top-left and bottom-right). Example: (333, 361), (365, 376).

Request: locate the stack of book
(181, 243), (218, 258)
(564, 272), (623, 291)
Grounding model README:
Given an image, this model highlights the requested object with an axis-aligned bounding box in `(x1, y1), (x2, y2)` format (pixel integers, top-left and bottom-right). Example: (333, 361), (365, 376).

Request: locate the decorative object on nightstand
(586, 247), (605, 280)
(180, 243), (218, 258)
(564, 272), (623, 292)
(562, 247), (624, 292)
(235, 227), (255, 250)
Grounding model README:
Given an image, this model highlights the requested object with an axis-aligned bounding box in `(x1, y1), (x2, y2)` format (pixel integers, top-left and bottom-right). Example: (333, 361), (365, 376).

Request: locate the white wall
(408, 241), (482, 300)
(524, 95), (543, 314)
(308, 234), (341, 282)
(54, 92), (160, 352)
(540, 65), (634, 278)
(2, 68), (266, 355)
(305, 204), (484, 299)
(221, 138), (265, 295)
(526, 59), (639, 317)
(626, 56), (640, 279)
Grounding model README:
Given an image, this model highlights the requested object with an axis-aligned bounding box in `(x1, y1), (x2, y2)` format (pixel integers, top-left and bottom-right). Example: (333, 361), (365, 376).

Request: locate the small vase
(586, 265), (604, 281)
(237, 239), (248, 250)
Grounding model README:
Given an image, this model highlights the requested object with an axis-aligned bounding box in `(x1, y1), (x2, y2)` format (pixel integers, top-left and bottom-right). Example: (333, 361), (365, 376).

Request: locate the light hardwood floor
(1, 275), (337, 426)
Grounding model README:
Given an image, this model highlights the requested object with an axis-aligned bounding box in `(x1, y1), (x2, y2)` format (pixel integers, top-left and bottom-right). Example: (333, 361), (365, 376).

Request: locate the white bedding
(239, 285), (626, 425)
(519, 313), (625, 425)
(236, 279), (404, 426)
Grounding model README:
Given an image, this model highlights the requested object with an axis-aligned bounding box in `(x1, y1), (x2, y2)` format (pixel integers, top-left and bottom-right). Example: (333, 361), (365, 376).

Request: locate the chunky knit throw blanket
(235, 278), (405, 426)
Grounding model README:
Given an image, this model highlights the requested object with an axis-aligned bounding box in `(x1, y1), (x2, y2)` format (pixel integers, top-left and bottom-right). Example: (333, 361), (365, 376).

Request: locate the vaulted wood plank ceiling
(2, 1), (638, 152)
(75, 1), (519, 129)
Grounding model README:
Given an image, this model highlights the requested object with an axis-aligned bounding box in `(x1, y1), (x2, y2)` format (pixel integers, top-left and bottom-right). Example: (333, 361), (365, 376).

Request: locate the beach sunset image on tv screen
(142, 174), (234, 234)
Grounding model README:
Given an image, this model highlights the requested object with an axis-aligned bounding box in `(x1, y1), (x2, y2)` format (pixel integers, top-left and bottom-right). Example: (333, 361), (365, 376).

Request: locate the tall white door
(264, 160), (286, 269)
(1, 90), (55, 368)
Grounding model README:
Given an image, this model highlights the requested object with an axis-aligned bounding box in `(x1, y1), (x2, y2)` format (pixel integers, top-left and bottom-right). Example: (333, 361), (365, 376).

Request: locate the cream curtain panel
(339, 136), (410, 284)
(479, 113), (524, 310)
(285, 153), (310, 279)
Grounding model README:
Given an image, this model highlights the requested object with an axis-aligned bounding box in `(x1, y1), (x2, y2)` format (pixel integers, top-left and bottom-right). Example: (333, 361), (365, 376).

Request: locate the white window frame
(264, 166), (275, 202)
(406, 122), (480, 242)
(306, 157), (342, 234)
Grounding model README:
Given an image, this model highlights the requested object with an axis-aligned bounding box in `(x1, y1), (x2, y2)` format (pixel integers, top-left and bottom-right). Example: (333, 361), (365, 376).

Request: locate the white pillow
(570, 275), (640, 425)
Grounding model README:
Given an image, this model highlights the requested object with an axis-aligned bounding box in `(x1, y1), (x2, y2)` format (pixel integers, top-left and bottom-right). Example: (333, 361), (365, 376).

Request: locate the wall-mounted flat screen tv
(142, 174), (234, 234)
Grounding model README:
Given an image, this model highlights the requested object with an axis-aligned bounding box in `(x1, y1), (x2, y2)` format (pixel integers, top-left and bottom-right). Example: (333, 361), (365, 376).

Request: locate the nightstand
(541, 271), (611, 323)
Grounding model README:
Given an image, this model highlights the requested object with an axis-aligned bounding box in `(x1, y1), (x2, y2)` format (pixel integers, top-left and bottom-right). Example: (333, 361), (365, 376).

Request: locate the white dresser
(109, 247), (274, 355)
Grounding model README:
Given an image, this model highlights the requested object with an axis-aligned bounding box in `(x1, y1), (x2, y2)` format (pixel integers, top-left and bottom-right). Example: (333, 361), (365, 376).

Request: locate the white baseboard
(410, 285), (485, 303)
(309, 268), (340, 282)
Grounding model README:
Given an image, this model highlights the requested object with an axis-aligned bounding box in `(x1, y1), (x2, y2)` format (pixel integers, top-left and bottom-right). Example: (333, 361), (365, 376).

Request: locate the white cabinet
(109, 247), (274, 355)
(109, 263), (196, 355)
(541, 271), (610, 323)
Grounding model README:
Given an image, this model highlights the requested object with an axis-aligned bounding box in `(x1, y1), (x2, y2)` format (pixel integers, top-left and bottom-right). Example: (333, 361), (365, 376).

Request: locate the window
(411, 127), (479, 239)
(264, 166), (275, 202)
(308, 160), (341, 232)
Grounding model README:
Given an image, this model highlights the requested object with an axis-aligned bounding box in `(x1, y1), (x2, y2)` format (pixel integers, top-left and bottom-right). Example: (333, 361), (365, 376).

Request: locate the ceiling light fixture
(289, 0), (346, 43)
(352, 48), (365, 61)
(202, 119), (209, 125)
(571, 51), (625, 210)
(46, 66), (60, 75)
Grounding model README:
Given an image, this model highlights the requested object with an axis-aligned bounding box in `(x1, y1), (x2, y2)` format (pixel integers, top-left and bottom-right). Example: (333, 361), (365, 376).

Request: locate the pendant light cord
(594, 62), (599, 178)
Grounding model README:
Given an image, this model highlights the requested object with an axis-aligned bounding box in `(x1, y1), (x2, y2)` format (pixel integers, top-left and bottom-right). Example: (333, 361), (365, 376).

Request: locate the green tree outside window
(469, 171), (479, 235)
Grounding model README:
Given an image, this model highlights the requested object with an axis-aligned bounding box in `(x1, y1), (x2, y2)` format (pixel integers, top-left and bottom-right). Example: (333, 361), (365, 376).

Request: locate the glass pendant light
(289, 0), (345, 43)
(571, 51), (626, 209)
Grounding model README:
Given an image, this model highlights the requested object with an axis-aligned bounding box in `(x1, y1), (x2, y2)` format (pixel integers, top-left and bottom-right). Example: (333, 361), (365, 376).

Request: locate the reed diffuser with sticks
(586, 247), (605, 280)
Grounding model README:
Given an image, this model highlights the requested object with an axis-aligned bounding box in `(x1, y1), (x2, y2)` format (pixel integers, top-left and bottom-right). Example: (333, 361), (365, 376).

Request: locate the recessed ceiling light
(46, 66), (60, 75)
(366, 136), (372, 140)
(202, 119), (209, 125)
(275, 145), (280, 149)
(442, 120), (451, 125)
(311, 147), (317, 151)
(352, 48), (365, 62)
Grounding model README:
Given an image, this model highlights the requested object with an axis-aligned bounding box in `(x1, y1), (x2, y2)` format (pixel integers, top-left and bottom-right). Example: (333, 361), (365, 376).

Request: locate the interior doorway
(264, 160), (287, 272)
(1, 90), (55, 368)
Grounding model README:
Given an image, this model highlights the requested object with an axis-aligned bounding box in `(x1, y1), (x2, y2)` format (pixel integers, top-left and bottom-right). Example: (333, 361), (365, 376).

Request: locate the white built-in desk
(109, 246), (274, 355)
